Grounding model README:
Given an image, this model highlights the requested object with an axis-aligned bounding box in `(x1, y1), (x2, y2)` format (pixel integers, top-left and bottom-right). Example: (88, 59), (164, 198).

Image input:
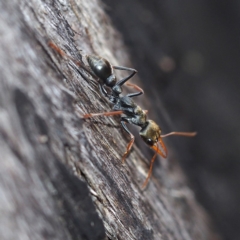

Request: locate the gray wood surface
(0, 0), (218, 239)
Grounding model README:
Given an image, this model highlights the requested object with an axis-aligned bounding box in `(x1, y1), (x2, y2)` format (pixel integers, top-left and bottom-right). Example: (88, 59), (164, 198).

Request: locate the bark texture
(0, 0), (219, 240)
(103, 1), (240, 240)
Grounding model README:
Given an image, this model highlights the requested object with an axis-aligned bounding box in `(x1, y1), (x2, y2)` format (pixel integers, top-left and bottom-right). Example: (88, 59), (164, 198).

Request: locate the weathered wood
(0, 0), (218, 239)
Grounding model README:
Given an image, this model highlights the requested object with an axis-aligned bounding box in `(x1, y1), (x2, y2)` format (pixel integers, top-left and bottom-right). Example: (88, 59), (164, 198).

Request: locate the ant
(48, 42), (197, 188)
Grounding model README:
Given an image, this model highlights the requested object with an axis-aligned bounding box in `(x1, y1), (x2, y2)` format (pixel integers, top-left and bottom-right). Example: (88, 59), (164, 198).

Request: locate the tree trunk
(0, 0), (219, 239)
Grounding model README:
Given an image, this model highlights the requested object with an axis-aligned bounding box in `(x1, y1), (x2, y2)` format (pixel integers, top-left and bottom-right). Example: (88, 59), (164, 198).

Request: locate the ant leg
(142, 148), (158, 189)
(99, 84), (109, 98)
(48, 41), (95, 78)
(127, 90), (143, 98)
(113, 66), (137, 86)
(113, 66), (144, 97)
(125, 82), (144, 97)
(150, 138), (167, 158)
(142, 140), (167, 188)
(48, 41), (66, 57)
(120, 121), (135, 163)
(83, 111), (123, 119)
(98, 84), (116, 103)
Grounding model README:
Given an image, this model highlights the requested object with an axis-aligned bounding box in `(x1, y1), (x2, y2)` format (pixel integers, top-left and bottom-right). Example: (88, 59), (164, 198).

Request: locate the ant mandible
(48, 42), (196, 188)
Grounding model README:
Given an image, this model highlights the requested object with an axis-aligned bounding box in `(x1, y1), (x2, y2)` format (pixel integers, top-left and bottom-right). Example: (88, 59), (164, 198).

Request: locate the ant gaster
(48, 42), (196, 188)
(86, 54), (144, 103)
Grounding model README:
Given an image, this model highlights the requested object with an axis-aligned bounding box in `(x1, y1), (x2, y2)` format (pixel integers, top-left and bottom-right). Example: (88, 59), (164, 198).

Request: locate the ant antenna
(161, 132), (197, 138)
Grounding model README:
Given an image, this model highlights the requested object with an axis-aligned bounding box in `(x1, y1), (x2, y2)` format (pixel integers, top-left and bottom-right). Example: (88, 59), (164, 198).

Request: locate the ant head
(139, 120), (161, 146)
(87, 55), (113, 82)
(140, 120), (167, 158)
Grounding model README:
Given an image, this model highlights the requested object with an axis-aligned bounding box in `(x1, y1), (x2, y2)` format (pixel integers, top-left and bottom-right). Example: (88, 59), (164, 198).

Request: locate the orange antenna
(161, 131), (197, 138)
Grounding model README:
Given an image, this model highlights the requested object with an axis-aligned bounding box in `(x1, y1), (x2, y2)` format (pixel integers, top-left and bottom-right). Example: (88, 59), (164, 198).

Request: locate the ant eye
(147, 139), (153, 144)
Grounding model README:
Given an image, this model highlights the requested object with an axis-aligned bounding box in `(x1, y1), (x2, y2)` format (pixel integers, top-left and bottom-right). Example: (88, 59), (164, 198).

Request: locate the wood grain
(0, 0), (218, 239)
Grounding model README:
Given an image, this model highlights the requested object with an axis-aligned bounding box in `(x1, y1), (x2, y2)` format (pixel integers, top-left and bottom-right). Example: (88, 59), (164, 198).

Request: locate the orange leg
(83, 111), (135, 162)
(83, 110), (123, 119)
(120, 121), (136, 163)
(150, 138), (167, 158)
(125, 82), (144, 94)
(143, 139), (167, 188)
(48, 41), (82, 67)
(48, 41), (66, 57)
(48, 41), (94, 75)
(142, 146), (159, 189)
(158, 138), (167, 157)
(122, 135), (135, 163)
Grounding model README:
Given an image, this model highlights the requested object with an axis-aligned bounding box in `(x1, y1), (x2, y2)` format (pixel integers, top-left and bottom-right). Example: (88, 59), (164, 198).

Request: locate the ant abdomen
(86, 55), (116, 87)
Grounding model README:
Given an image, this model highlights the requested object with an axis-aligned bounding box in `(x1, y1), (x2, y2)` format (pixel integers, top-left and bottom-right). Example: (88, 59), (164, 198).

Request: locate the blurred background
(102, 0), (240, 240)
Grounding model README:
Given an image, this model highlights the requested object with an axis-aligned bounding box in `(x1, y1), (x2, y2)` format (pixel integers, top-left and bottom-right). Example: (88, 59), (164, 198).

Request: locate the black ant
(48, 42), (197, 188)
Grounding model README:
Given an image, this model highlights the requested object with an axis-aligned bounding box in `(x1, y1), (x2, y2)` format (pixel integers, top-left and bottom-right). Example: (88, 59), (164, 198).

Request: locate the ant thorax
(133, 105), (147, 126)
